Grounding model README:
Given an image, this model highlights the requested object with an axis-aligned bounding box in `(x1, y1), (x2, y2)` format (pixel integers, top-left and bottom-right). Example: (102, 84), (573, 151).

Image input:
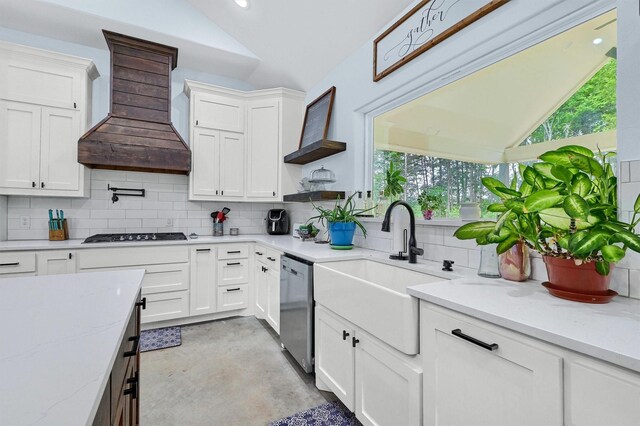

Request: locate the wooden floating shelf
(283, 139), (346, 165)
(283, 191), (345, 203)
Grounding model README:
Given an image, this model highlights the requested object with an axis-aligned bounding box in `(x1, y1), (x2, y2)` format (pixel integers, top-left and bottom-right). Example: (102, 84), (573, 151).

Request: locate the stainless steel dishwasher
(280, 254), (314, 373)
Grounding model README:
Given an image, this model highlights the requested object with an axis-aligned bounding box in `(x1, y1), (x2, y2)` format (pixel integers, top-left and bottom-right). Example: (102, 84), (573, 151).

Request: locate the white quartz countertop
(0, 234), (376, 263)
(408, 278), (640, 372)
(0, 269), (145, 426)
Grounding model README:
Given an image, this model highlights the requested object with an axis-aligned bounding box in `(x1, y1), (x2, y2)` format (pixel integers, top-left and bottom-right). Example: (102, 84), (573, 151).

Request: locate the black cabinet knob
(40, 182), (45, 188)
(342, 330), (350, 341)
(352, 337), (360, 348)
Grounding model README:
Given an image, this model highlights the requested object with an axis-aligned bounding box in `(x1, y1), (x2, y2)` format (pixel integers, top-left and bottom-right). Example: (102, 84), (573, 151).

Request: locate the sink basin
(314, 259), (445, 355)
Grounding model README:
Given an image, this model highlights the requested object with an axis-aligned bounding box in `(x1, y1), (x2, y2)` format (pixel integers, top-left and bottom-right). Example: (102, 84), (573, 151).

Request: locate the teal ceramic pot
(328, 221), (356, 246)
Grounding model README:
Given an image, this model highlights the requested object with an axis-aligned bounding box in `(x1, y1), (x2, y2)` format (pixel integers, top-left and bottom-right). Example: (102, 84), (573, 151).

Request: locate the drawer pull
(255, 252), (263, 256)
(124, 335), (140, 357)
(0, 262), (19, 267)
(227, 250), (241, 254)
(227, 262), (241, 266)
(124, 373), (138, 399)
(342, 330), (350, 341)
(135, 297), (146, 310)
(452, 329), (499, 351)
(196, 248), (211, 252)
(352, 337), (360, 348)
(262, 266), (268, 273)
(267, 257), (276, 262)
(226, 287), (241, 292)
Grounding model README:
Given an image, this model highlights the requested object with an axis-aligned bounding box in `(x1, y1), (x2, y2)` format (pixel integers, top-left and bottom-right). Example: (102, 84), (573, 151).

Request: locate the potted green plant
(418, 189), (444, 220)
(309, 193), (376, 249)
(383, 162), (406, 200)
(453, 145), (640, 303)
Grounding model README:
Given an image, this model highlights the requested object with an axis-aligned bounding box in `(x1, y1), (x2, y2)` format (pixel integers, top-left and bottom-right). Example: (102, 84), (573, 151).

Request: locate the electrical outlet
(19, 216), (30, 229)
(165, 218), (173, 227)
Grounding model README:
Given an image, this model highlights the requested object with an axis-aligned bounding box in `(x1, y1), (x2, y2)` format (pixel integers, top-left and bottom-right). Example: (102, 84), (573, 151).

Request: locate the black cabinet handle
(221, 190), (224, 195)
(227, 250), (241, 254)
(451, 329), (498, 351)
(124, 373), (138, 399)
(196, 120), (199, 126)
(196, 248), (211, 252)
(68, 253), (72, 259)
(32, 182), (36, 188)
(0, 262), (19, 267)
(352, 337), (360, 348)
(272, 191), (276, 196)
(124, 335), (140, 357)
(226, 287), (241, 292)
(136, 297), (146, 310)
(343, 330), (350, 341)
(216, 190), (219, 195)
(267, 257), (276, 262)
(255, 252), (263, 256)
(41, 182), (45, 188)
(227, 262), (241, 266)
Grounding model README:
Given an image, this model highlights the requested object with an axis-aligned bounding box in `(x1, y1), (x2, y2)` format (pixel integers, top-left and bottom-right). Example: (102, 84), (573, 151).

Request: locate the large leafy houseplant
(309, 193), (376, 248)
(454, 146), (640, 297)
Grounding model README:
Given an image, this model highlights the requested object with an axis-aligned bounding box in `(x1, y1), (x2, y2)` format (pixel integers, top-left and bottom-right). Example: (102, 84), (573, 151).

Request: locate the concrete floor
(140, 316), (333, 425)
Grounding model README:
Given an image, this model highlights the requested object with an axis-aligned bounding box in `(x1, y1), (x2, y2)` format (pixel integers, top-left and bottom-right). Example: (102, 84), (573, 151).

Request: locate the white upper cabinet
(184, 80), (304, 202)
(0, 41), (98, 197)
(246, 100), (279, 199)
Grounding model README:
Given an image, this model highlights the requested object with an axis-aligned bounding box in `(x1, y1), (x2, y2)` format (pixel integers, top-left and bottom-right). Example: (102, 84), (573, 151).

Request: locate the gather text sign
(373, 0), (510, 81)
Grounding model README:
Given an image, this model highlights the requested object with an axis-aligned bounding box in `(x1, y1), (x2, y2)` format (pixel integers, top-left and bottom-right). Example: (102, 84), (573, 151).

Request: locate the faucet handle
(410, 246), (424, 256)
(442, 260), (455, 271)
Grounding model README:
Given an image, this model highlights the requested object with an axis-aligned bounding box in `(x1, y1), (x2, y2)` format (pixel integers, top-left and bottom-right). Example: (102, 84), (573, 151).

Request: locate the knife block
(49, 219), (69, 241)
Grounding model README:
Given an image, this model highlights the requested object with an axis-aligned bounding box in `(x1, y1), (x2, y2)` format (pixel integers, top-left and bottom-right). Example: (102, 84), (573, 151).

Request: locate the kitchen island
(0, 269), (145, 426)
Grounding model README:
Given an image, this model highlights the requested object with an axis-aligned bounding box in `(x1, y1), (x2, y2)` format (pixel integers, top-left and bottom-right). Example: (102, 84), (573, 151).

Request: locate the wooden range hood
(78, 30), (191, 175)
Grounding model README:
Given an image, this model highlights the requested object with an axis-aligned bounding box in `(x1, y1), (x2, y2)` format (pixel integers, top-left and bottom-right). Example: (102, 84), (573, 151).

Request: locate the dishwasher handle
(282, 265), (298, 276)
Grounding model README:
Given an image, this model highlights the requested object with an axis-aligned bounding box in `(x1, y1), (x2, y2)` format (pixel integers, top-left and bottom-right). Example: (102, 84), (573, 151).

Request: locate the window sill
(357, 216), (476, 227)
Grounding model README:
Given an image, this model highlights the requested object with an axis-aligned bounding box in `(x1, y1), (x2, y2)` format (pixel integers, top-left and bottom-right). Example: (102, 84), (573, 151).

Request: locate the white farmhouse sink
(314, 259), (445, 355)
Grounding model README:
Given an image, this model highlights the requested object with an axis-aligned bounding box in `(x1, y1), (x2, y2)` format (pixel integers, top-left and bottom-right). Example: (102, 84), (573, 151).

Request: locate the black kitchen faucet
(381, 201), (424, 264)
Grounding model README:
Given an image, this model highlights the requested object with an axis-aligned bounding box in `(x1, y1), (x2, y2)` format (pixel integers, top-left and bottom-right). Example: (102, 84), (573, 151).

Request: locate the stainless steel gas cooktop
(83, 232), (188, 243)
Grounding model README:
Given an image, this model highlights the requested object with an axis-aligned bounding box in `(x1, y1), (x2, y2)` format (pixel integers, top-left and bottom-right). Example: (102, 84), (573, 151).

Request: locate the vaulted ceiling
(0, 0), (415, 90)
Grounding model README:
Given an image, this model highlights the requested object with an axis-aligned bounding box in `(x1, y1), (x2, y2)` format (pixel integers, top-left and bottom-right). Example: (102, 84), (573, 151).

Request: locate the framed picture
(373, 0), (510, 81)
(299, 86), (336, 149)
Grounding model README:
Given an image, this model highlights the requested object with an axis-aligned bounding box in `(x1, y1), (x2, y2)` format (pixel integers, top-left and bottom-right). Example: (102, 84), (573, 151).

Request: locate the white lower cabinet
(0, 251), (36, 277)
(143, 291), (190, 323)
(421, 302), (564, 426)
(565, 353), (640, 426)
(217, 283), (249, 312)
(254, 245), (281, 334)
(316, 305), (422, 425)
(190, 246), (217, 316)
(36, 250), (76, 275)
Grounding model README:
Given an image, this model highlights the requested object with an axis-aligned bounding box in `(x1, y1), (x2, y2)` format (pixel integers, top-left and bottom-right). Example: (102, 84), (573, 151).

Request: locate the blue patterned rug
(269, 401), (361, 426)
(140, 326), (182, 352)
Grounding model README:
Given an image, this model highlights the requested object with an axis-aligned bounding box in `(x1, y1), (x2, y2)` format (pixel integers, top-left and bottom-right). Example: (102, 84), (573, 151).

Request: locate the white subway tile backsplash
(8, 197), (30, 208)
(630, 270), (640, 298)
(91, 209), (125, 219)
(158, 191), (188, 202)
(71, 219), (109, 229)
(611, 268), (630, 297)
(629, 160), (640, 182)
(620, 161), (631, 183)
(125, 210), (158, 219)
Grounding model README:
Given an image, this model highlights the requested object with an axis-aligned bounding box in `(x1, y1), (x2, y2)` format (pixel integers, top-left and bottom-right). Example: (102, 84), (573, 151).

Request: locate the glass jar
(499, 241), (531, 281)
(478, 244), (501, 278)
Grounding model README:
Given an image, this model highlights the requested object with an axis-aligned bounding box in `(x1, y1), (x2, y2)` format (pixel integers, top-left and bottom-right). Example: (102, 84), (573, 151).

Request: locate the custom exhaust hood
(78, 30), (191, 175)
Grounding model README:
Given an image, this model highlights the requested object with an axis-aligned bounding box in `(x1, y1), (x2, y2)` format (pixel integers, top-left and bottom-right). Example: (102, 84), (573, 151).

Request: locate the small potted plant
(454, 145), (640, 303)
(383, 162), (406, 201)
(309, 193), (376, 249)
(418, 188), (444, 220)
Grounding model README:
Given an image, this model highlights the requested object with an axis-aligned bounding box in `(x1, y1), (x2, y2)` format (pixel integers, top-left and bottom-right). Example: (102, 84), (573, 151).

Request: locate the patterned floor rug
(269, 401), (361, 426)
(140, 326), (182, 352)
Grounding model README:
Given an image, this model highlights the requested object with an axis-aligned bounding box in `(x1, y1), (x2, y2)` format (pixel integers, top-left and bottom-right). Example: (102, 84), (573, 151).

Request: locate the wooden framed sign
(299, 86), (336, 149)
(373, 0), (510, 81)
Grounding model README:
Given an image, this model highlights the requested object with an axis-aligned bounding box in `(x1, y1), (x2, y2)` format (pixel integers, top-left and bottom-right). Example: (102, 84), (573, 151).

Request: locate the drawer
(253, 245), (267, 263)
(217, 284), (249, 312)
(217, 259), (249, 285)
(0, 251), (36, 275)
(217, 244), (248, 260)
(265, 248), (281, 267)
(111, 310), (137, 422)
(141, 291), (189, 324)
(80, 263), (189, 295)
(77, 246), (189, 269)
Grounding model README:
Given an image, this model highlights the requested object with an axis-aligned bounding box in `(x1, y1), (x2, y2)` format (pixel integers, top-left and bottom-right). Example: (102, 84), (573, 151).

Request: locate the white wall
(302, 0), (614, 192)
(617, 0), (640, 162)
(0, 196), (7, 241)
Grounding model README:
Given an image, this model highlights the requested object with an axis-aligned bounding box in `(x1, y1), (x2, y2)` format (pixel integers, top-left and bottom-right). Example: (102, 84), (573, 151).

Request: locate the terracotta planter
(499, 241), (530, 282)
(542, 256), (616, 303)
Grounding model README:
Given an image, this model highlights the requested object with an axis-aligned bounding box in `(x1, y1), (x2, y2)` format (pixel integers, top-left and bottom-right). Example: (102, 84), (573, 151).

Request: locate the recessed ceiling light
(234, 0), (249, 8)
(593, 38), (603, 45)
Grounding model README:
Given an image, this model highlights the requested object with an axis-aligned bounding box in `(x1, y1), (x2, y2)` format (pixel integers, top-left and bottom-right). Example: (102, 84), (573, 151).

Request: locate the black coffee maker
(266, 209), (289, 235)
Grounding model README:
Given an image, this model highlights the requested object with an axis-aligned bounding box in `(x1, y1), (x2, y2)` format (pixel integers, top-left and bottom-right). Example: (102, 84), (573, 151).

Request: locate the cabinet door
(0, 100), (41, 190)
(355, 333), (422, 426)
(190, 246), (217, 316)
(266, 266), (280, 334)
(36, 251), (76, 275)
(246, 100), (279, 199)
(565, 354), (640, 426)
(422, 304), (563, 426)
(219, 132), (245, 198)
(191, 128), (219, 197)
(194, 93), (244, 133)
(315, 306), (356, 411)
(255, 263), (267, 319)
(40, 107), (81, 191)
